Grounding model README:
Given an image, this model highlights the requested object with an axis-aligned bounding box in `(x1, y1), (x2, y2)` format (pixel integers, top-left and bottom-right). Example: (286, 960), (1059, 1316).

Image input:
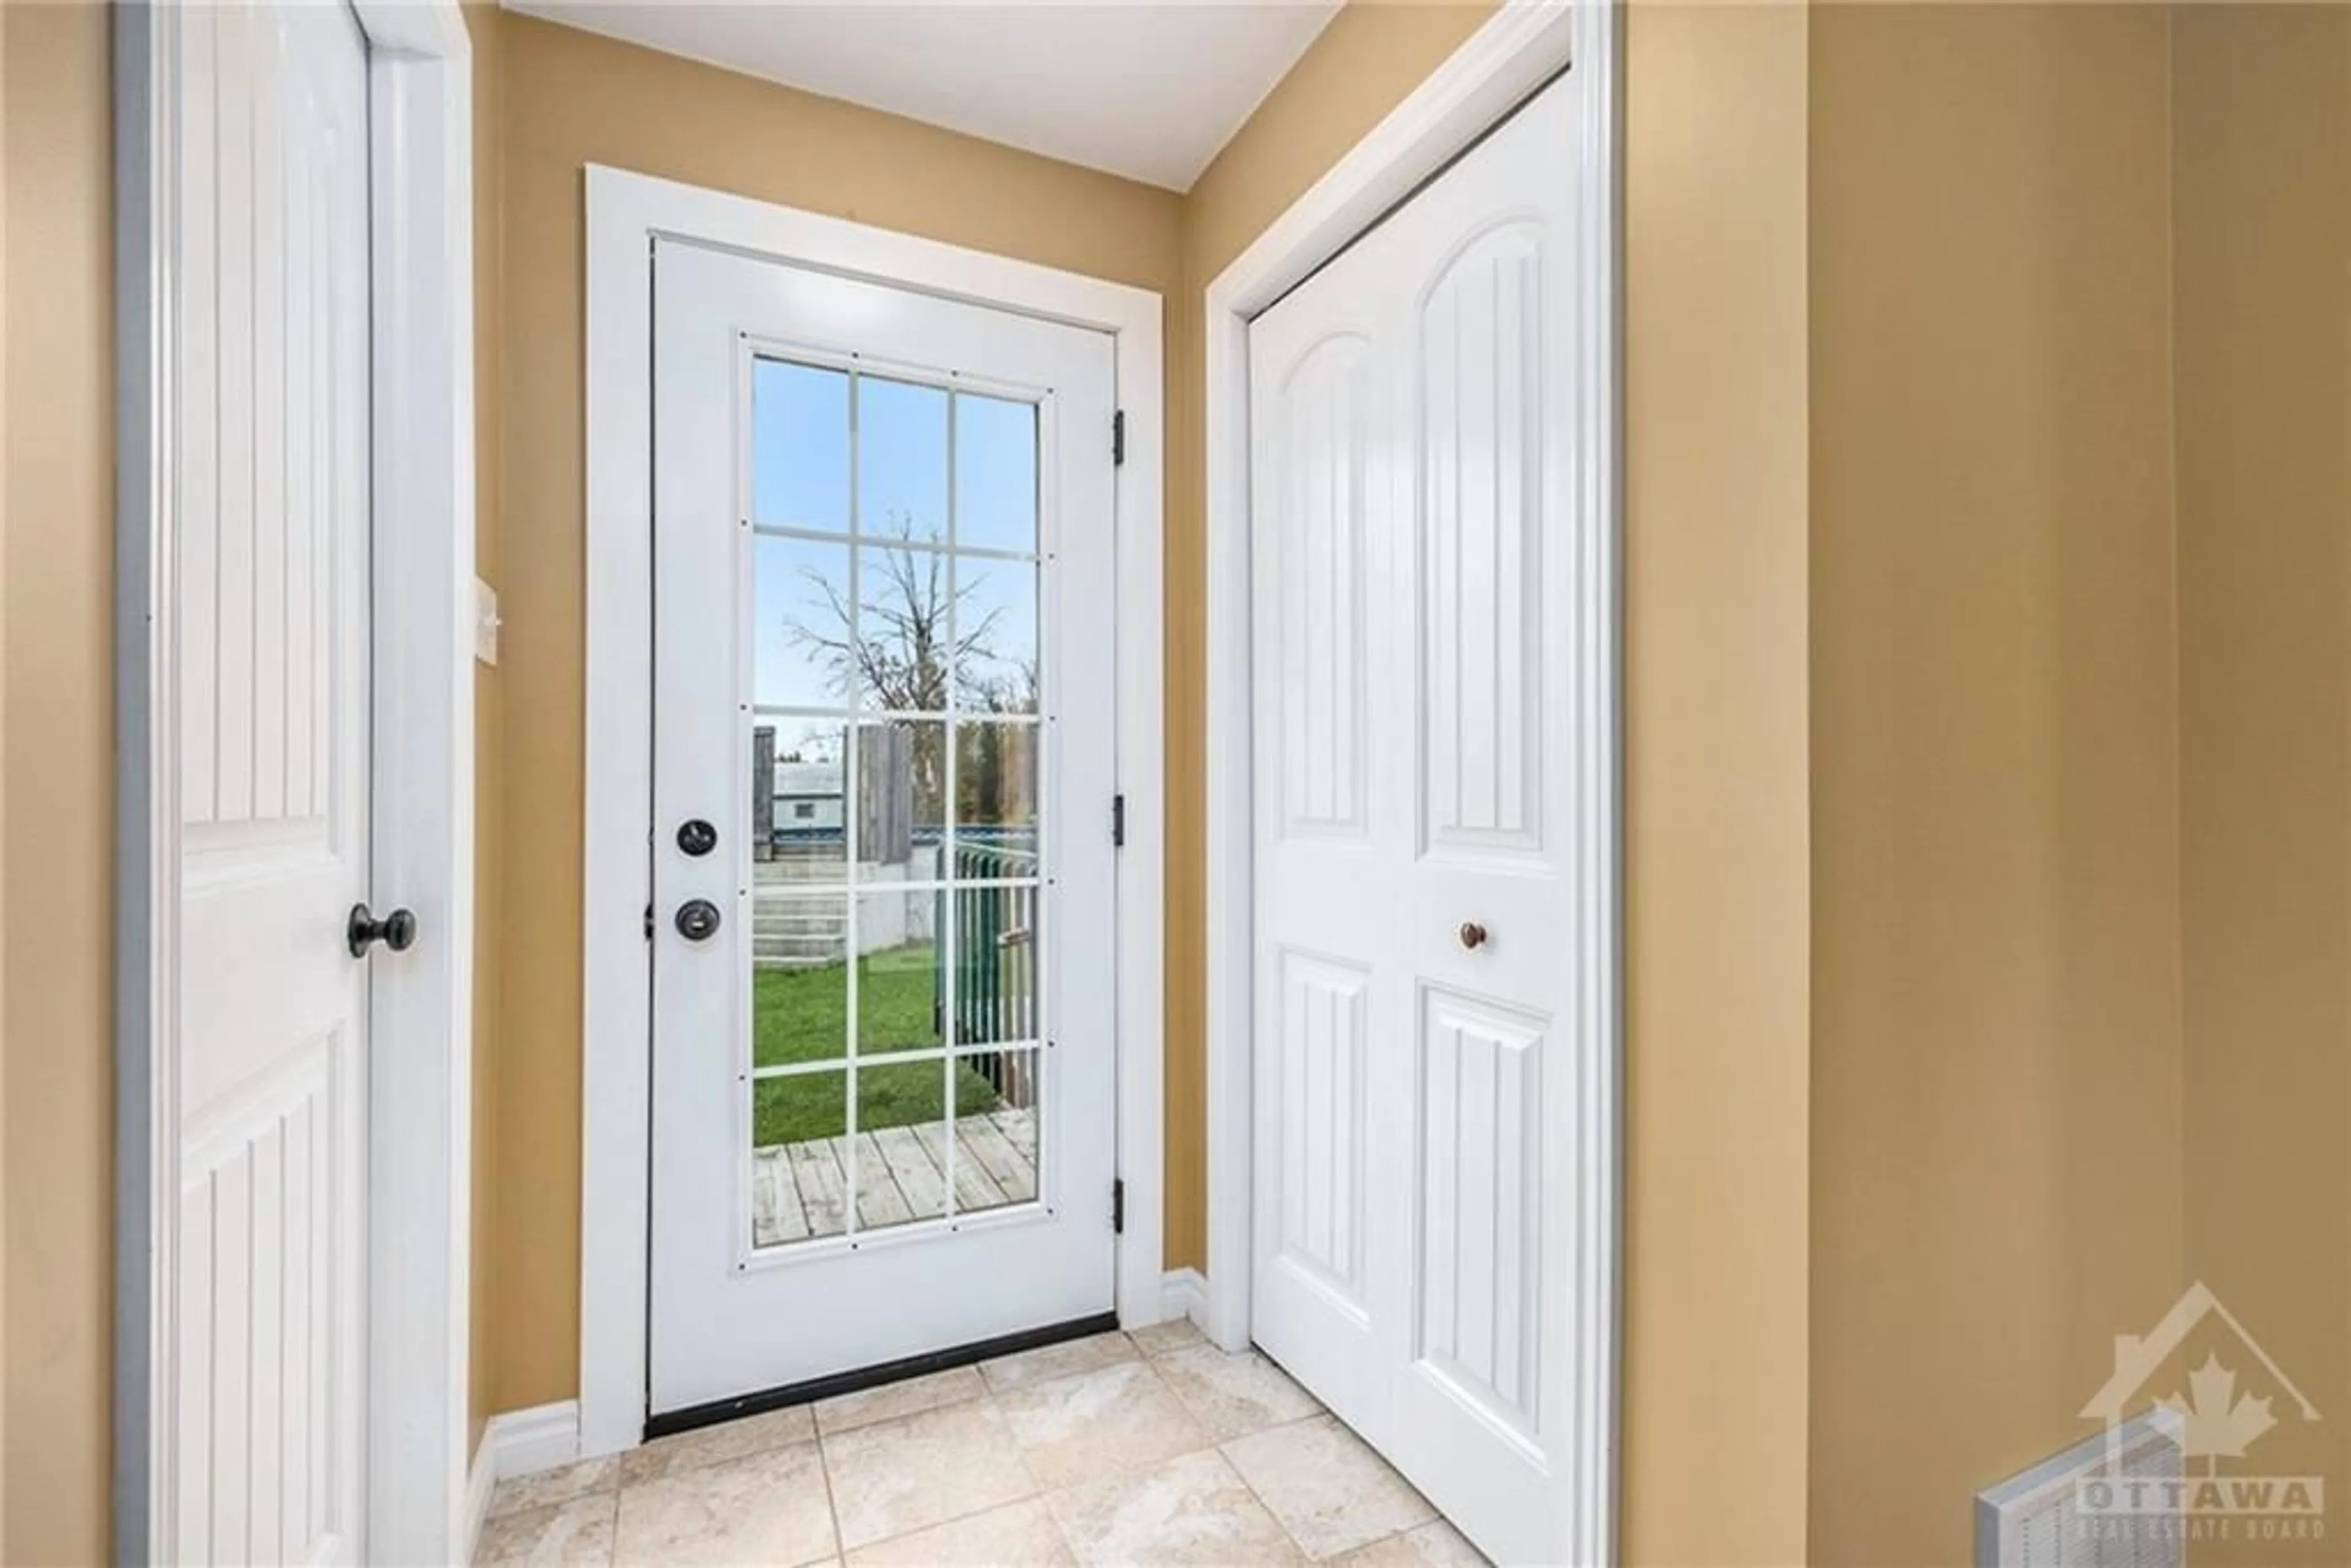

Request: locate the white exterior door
(648, 241), (1121, 1417)
(173, 1), (374, 1561)
(1248, 75), (1601, 1566)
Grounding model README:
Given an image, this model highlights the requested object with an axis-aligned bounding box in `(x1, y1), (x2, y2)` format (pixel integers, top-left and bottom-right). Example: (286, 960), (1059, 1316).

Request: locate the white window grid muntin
(744, 875), (1042, 902)
(752, 1045), (1043, 1078)
(732, 334), (1063, 1258)
(754, 707), (1043, 722)
(744, 335), (1045, 552)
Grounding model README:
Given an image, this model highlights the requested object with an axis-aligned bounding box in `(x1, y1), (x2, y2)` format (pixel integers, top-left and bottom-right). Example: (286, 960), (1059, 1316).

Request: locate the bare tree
(782, 520), (1003, 713)
(781, 516), (1033, 849)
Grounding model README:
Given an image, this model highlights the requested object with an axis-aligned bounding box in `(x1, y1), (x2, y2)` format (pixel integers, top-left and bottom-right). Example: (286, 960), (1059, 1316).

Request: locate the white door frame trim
(1201, 0), (1621, 1558)
(112, 3), (478, 1561)
(580, 167), (1166, 1458)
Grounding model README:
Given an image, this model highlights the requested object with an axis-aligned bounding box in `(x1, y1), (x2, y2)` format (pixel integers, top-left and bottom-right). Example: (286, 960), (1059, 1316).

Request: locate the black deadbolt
(348, 902), (418, 958)
(677, 818), (719, 857)
(675, 899), (723, 942)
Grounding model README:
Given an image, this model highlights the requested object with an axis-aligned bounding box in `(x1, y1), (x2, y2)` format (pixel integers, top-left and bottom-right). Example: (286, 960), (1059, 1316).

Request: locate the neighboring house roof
(776, 762), (843, 797)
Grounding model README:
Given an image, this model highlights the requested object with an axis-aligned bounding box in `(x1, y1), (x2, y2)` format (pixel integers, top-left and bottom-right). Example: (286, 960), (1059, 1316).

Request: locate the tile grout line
(1217, 1413), (1333, 1564)
(819, 1389), (1044, 1558)
(814, 1364), (990, 1442)
(810, 1409), (851, 1566)
(987, 1335), (1161, 1561)
(1037, 1343), (1345, 1565)
(937, 1335), (1352, 1562)
(1214, 1405), (1450, 1564)
(546, 1331), (1405, 1567)
(1026, 1346), (1269, 1568)
(471, 1482), (623, 1567)
(1207, 1342), (1444, 1560)
(1122, 1351), (1348, 1563)
(827, 1338), (1283, 1564)
(590, 1488), (621, 1568)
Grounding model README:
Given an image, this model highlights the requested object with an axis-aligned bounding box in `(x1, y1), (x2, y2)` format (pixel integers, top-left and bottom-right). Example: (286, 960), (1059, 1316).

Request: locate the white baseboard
(489, 1399), (585, 1480)
(1161, 1267), (1209, 1327)
(461, 1431), (498, 1564)
(463, 1397), (587, 1559)
(462, 1399), (585, 1559)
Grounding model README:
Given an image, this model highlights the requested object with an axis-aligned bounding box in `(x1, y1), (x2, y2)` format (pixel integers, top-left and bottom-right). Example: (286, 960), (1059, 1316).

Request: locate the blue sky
(751, 359), (1038, 714)
(751, 359), (1036, 550)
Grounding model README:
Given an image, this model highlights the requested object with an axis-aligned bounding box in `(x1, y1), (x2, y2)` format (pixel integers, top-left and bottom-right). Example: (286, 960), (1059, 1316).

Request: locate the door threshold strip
(643, 1310), (1121, 1442)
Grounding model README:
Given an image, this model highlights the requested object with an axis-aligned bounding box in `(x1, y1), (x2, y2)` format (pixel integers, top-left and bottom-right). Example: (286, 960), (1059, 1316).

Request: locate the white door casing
(648, 241), (1122, 1414)
(582, 171), (1163, 1457)
(169, 2), (372, 1559)
(1247, 72), (1610, 1568)
(117, 0), (477, 1558)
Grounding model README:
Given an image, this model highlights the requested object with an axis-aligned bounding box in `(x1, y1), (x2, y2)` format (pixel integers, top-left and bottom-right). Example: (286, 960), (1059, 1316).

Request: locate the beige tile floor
(476, 1323), (1491, 1568)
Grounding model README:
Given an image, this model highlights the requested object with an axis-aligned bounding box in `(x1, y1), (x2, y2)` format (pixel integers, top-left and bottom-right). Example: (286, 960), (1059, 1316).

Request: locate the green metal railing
(936, 841), (1040, 1108)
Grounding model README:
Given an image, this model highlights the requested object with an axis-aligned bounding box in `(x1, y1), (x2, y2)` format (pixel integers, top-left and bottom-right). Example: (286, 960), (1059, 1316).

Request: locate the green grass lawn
(753, 948), (1002, 1146)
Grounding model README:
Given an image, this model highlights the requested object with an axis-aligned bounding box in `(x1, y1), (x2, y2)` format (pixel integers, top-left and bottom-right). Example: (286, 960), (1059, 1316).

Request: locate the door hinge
(1112, 1178), (1126, 1235)
(1112, 793), (1127, 847)
(644, 903), (654, 942)
(1112, 409), (1127, 468)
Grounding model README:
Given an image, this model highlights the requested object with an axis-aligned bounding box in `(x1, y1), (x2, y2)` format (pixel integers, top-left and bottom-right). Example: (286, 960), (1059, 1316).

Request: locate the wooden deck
(752, 1108), (1038, 1247)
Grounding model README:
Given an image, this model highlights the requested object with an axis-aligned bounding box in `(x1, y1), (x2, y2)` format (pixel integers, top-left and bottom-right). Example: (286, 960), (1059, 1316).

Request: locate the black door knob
(675, 899), (723, 942)
(677, 819), (718, 857)
(348, 902), (418, 958)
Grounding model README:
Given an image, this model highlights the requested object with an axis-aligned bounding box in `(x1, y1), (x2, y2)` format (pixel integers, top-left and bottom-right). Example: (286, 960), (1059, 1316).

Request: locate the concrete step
(758, 857), (853, 879)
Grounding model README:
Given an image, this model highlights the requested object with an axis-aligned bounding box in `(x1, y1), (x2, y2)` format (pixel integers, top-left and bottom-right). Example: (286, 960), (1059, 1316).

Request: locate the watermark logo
(2076, 1282), (2325, 1545)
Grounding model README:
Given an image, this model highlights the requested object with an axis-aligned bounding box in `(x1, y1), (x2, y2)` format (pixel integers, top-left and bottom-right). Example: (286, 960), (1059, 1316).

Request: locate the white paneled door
(647, 242), (1120, 1416)
(173, 2), (373, 1561)
(1248, 74), (1599, 1566)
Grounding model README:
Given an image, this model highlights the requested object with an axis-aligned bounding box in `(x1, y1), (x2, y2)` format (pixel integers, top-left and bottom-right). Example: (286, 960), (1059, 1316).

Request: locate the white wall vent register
(1975, 1410), (2184, 1568)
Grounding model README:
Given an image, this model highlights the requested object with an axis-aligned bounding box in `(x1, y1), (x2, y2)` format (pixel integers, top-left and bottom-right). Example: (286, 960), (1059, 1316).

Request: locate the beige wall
(2174, 7), (2351, 1555)
(1163, 0), (1493, 1275)
(481, 12), (1183, 1411)
(1180, 2), (1493, 282)
(1, 4), (114, 1562)
(473, 3), (1488, 1334)
(1621, 7), (1813, 1561)
(12, 9), (2344, 1566)
(470, 23), (1831, 1562)
(0, 6), (511, 1542)
(1806, 7), (2187, 1562)
(1, 7), (12, 1547)
(467, 0), (508, 1450)
(1181, 9), (1820, 1555)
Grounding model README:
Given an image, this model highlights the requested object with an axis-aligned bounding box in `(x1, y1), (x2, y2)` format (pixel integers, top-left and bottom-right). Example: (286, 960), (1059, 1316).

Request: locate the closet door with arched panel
(1247, 72), (1602, 1567)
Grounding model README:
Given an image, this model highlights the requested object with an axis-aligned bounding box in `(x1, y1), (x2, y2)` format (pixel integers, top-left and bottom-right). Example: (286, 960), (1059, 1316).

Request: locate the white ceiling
(500, 1), (1342, 190)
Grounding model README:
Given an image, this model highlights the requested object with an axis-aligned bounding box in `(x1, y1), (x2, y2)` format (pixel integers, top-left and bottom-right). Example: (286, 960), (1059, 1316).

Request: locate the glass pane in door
(857, 375), (948, 542)
(952, 556), (1039, 711)
(851, 718), (945, 879)
(754, 541), (855, 711)
(752, 360), (850, 534)
(853, 889), (941, 1056)
(747, 352), (1052, 1250)
(956, 721), (1039, 845)
(751, 891), (847, 1068)
(850, 1060), (954, 1225)
(752, 1070), (849, 1245)
(953, 394), (1038, 555)
(952, 1049), (1043, 1216)
(944, 882), (1037, 1048)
